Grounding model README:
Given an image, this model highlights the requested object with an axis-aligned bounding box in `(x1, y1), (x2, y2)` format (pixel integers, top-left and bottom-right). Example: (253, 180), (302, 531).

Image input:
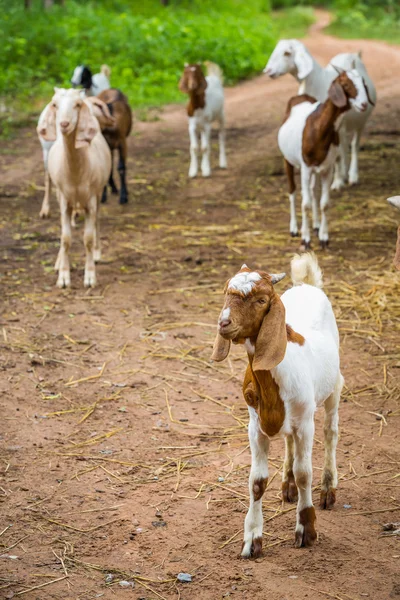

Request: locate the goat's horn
(241, 263), (248, 269)
(270, 272), (286, 284)
(331, 64), (343, 75)
(388, 196), (400, 210)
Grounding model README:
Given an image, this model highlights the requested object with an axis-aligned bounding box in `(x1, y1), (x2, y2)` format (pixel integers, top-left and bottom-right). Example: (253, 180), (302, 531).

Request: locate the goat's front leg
(188, 119), (198, 178)
(118, 140), (128, 204)
(218, 114), (227, 169)
(348, 130), (361, 185)
(40, 169), (51, 218)
(331, 131), (347, 191)
(83, 196), (97, 287)
(284, 159), (298, 237)
(282, 435), (298, 503)
(94, 196), (101, 264)
(320, 373), (343, 509)
(56, 197), (73, 288)
(310, 173), (320, 233)
(300, 165), (312, 249)
(201, 123), (211, 177)
(293, 418), (317, 548)
(242, 407), (269, 559)
(319, 168), (333, 249)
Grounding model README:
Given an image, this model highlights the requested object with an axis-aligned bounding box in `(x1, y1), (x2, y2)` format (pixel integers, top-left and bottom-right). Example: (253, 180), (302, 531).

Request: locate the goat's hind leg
(40, 169), (51, 218)
(241, 407), (269, 559)
(300, 165), (312, 249)
(188, 120), (198, 178)
(282, 435), (298, 502)
(320, 373), (343, 510)
(218, 114), (227, 169)
(285, 159), (298, 237)
(200, 123), (211, 177)
(83, 196), (97, 287)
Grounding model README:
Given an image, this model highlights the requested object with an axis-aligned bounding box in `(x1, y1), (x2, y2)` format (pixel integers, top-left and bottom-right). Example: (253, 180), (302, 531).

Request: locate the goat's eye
(284, 51), (291, 57)
(52, 102), (57, 108)
(257, 298), (267, 304)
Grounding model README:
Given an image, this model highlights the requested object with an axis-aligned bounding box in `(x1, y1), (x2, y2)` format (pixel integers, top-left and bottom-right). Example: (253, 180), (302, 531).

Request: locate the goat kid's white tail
(205, 61), (224, 83)
(291, 252), (323, 288)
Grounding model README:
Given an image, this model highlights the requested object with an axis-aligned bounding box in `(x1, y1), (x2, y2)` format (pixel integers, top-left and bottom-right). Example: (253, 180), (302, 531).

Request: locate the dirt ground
(1, 11), (400, 600)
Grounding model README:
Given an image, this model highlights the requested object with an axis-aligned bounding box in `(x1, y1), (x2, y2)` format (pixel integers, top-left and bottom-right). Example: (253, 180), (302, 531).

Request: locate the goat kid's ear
(93, 99), (116, 127)
(178, 75), (189, 94)
(252, 295), (287, 372)
(362, 78), (375, 106)
(328, 80), (347, 108)
(211, 332), (231, 362)
(75, 102), (97, 149)
(293, 48), (313, 80)
(37, 103), (57, 142)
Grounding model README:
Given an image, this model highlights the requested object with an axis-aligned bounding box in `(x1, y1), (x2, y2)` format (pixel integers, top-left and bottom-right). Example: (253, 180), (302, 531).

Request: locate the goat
(37, 88), (111, 288)
(264, 40), (376, 190)
(211, 253), (343, 556)
(96, 89), (132, 205)
(387, 196), (400, 270)
(278, 70), (372, 248)
(71, 64), (111, 97)
(179, 62), (227, 178)
(36, 95), (114, 220)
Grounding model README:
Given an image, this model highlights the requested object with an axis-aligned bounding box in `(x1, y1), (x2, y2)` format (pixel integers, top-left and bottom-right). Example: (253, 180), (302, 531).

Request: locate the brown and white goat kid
(212, 254), (343, 556)
(179, 63), (227, 178)
(38, 88), (111, 288)
(278, 70), (372, 248)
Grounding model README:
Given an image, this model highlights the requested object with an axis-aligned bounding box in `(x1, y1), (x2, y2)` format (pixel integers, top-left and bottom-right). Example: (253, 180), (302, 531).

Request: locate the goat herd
(33, 40), (399, 557)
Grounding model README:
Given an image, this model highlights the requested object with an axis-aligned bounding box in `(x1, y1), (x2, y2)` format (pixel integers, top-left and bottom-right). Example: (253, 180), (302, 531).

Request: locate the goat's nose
(219, 318), (231, 329)
(60, 121), (70, 129)
(361, 102), (367, 111)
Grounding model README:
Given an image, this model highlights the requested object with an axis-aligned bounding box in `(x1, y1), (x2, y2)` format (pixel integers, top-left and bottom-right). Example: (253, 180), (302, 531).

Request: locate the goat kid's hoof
(111, 186), (119, 195)
(294, 506), (317, 548)
(84, 271), (96, 288)
(40, 209), (50, 219)
(313, 227), (320, 234)
(56, 272), (71, 288)
(330, 180), (344, 192)
(119, 196), (128, 205)
(319, 239), (329, 249)
(93, 250), (101, 263)
(241, 537), (263, 559)
(290, 231), (299, 238)
(301, 239), (312, 250)
(319, 488), (336, 510)
(282, 474), (298, 503)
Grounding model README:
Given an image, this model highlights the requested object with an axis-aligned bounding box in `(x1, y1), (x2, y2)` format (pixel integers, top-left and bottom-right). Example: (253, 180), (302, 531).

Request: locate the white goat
(212, 253), (343, 555)
(278, 70), (370, 248)
(264, 40), (376, 189)
(179, 63), (227, 178)
(71, 64), (111, 97)
(37, 88), (111, 288)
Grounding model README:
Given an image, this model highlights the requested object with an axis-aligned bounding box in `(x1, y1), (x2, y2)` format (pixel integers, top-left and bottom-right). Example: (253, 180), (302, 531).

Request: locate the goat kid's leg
(320, 373), (343, 510)
(110, 150), (119, 194)
(201, 123), (211, 177)
(284, 159), (298, 237)
(83, 197), (97, 287)
(242, 407), (269, 559)
(319, 169), (333, 249)
(293, 418), (317, 548)
(188, 119), (198, 178)
(310, 173), (320, 233)
(40, 170), (51, 218)
(282, 435), (298, 503)
(300, 165), (312, 249)
(218, 114), (227, 169)
(348, 130), (361, 186)
(331, 131), (347, 191)
(118, 141), (128, 205)
(56, 199), (73, 288)
(94, 196), (101, 263)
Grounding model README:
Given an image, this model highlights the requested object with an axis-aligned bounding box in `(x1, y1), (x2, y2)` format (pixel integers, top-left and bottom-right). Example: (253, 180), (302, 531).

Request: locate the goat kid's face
(179, 64), (207, 94)
(264, 40), (313, 81)
(71, 65), (93, 90)
(329, 70), (369, 112)
(212, 266), (288, 370)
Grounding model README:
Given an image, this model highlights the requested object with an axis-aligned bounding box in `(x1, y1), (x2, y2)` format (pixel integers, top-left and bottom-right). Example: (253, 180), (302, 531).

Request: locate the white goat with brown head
(37, 88), (111, 288)
(212, 254), (343, 556)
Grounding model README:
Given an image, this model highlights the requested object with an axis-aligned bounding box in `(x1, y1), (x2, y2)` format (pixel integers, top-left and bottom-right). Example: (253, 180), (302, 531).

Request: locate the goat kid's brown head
(211, 265), (287, 371)
(84, 97), (116, 130)
(328, 69), (369, 113)
(179, 63), (207, 95)
(38, 88), (98, 149)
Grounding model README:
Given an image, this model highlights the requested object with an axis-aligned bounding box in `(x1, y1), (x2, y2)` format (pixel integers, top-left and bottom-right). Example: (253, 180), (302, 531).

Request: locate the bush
(0, 0), (278, 110)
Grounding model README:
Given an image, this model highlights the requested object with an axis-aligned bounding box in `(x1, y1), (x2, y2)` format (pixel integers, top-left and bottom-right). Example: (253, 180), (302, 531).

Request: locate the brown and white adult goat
(97, 89), (132, 205)
(179, 63), (226, 178)
(278, 70), (373, 248)
(38, 88), (111, 288)
(212, 254), (343, 556)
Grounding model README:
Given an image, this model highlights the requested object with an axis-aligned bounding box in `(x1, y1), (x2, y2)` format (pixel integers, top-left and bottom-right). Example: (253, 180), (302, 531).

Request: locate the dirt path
(1, 11), (400, 600)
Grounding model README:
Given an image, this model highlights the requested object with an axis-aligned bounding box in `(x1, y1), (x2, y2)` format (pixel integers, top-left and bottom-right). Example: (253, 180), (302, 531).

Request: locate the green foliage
(329, 0), (400, 43)
(0, 0), (279, 111)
